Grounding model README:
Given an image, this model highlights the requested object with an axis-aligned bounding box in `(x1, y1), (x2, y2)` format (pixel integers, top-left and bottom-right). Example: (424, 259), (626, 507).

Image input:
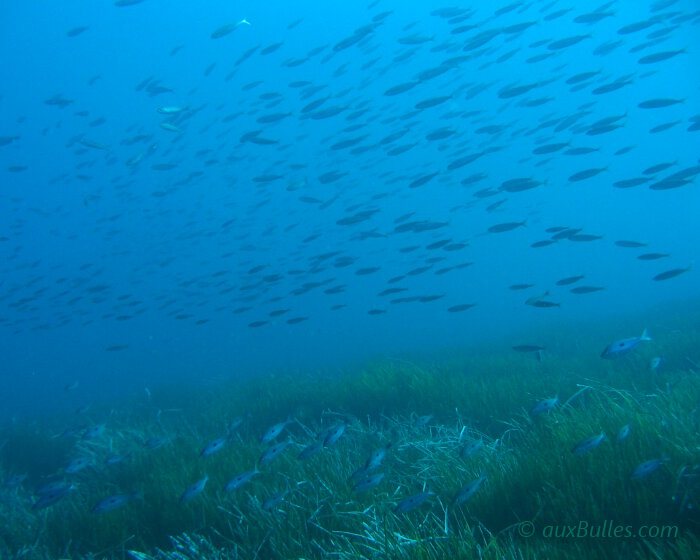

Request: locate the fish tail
(641, 328), (651, 341)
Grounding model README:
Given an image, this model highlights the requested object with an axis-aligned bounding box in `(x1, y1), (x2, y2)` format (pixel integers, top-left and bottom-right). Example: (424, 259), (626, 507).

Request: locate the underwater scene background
(1, 0), (699, 558)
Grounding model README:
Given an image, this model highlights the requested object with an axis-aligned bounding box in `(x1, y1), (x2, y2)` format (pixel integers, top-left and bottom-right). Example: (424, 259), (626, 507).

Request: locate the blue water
(1, 0), (699, 420)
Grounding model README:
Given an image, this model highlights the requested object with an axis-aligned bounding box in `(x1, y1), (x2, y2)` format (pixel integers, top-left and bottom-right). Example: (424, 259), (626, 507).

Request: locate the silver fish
(262, 489), (289, 511)
(225, 469), (259, 492)
(453, 473), (487, 506)
(33, 483), (75, 509)
(65, 456), (92, 474)
(572, 432), (606, 455)
(616, 424), (631, 442)
(260, 440), (291, 465)
(297, 440), (324, 461)
(460, 438), (484, 459)
(394, 491), (433, 513)
(352, 472), (385, 492)
(228, 416), (244, 433)
(105, 453), (130, 466)
(36, 480), (71, 495)
(413, 414), (433, 427)
(531, 396), (558, 415)
(157, 106), (187, 114)
(365, 443), (392, 471)
(82, 423), (106, 440)
(323, 423), (346, 447)
(5, 474), (27, 487)
(180, 476), (208, 503)
(261, 418), (292, 444)
(601, 329), (651, 359)
(631, 458), (665, 480)
(92, 492), (141, 514)
(200, 437), (227, 457)
(349, 465), (369, 482)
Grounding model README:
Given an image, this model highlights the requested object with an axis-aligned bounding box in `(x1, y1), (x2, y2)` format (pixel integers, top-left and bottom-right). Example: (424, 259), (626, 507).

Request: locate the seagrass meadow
(1, 307), (699, 560)
(2, 0), (700, 558)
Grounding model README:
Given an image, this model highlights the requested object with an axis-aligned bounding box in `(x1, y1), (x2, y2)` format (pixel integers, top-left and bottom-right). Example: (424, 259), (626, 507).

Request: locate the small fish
(570, 285), (605, 294)
(180, 476), (208, 503)
(297, 440), (324, 461)
(65, 456), (92, 474)
(349, 465), (369, 482)
(513, 344), (545, 353)
(649, 356), (662, 371)
(200, 437), (227, 457)
(364, 443), (392, 471)
(569, 168), (606, 182)
(64, 380), (79, 391)
(228, 416), (244, 433)
(36, 480), (71, 495)
(262, 489), (289, 511)
(531, 396), (558, 415)
(572, 432), (606, 455)
(638, 253), (670, 260)
(448, 303), (476, 312)
(159, 122), (182, 133)
(210, 20), (248, 39)
(509, 283), (534, 290)
(526, 292), (560, 308)
(105, 453), (130, 466)
(261, 417), (292, 444)
(631, 458), (665, 480)
(413, 414), (433, 427)
(225, 469), (259, 492)
(600, 329), (651, 358)
(460, 438), (484, 458)
(0, 135), (20, 146)
(615, 240), (647, 248)
(616, 424), (631, 442)
(260, 440), (291, 465)
(323, 423), (346, 447)
(638, 49), (685, 65)
(453, 473), (487, 506)
(79, 138), (109, 150)
(555, 275), (585, 286)
(653, 267), (691, 281)
(353, 472), (385, 492)
(33, 484), (75, 509)
(638, 98), (684, 109)
(568, 234), (603, 243)
(5, 474), (27, 487)
(82, 423), (105, 440)
(157, 106), (187, 114)
(643, 162), (676, 175)
(92, 492), (142, 514)
(488, 220), (526, 233)
(394, 491), (434, 513)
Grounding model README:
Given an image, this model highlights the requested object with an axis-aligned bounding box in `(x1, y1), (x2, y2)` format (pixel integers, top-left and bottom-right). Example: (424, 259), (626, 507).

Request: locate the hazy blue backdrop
(1, 0), (698, 419)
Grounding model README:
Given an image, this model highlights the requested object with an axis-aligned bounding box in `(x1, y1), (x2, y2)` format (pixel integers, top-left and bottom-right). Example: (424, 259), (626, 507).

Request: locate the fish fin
(640, 328), (652, 341)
